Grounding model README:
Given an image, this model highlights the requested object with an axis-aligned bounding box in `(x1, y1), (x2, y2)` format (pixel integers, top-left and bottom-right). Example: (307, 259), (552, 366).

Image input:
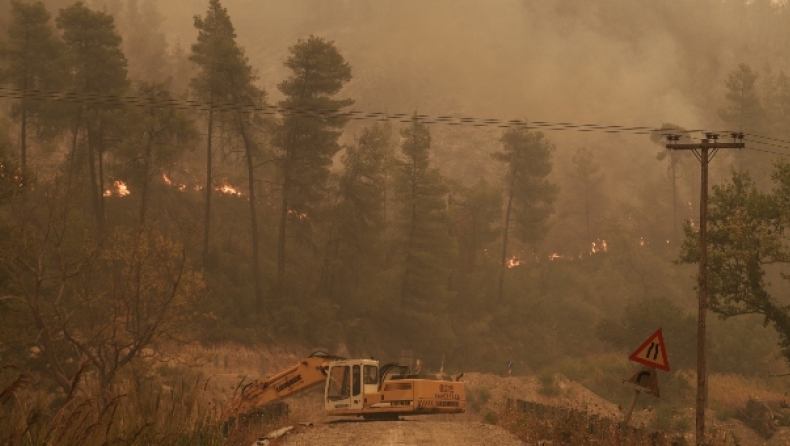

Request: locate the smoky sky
(106, 0), (790, 198)
(155, 1), (729, 127)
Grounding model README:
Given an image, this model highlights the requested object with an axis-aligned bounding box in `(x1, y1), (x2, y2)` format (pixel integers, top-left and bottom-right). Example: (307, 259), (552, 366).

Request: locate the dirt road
(276, 419), (525, 446)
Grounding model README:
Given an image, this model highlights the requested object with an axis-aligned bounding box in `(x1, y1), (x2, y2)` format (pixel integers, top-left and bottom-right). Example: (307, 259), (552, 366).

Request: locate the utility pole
(665, 132), (744, 446)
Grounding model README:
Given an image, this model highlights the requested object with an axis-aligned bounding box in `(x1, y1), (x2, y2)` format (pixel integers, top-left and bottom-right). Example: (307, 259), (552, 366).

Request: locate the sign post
(622, 328), (670, 425)
(622, 366), (661, 424)
(623, 390), (641, 425)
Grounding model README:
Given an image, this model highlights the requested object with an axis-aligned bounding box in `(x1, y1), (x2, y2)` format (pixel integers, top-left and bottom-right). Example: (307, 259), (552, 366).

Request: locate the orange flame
(590, 239), (608, 255)
(216, 180), (243, 196)
(287, 209), (309, 220)
(163, 172), (191, 191)
(104, 181), (130, 197)
(116, 181), (130, 196)
(505, 255), (524, 268)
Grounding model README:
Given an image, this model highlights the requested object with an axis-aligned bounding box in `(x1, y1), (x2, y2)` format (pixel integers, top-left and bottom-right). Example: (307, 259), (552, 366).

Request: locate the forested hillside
(1, 1), (790, 443)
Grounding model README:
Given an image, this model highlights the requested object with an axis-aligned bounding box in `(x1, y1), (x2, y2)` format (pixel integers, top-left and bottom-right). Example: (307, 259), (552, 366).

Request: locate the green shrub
(672, 415), (691, 433)
(537, 371), (561, 397)
(467, 387), (491, 412)
(714, 405), (738, 421)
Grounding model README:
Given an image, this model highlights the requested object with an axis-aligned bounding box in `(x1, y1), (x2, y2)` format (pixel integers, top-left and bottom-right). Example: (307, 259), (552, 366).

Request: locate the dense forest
(1, 0), (790, 441)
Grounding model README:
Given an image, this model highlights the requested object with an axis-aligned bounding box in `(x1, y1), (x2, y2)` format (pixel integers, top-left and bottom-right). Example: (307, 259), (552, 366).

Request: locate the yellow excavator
(226, 351), (466, 422)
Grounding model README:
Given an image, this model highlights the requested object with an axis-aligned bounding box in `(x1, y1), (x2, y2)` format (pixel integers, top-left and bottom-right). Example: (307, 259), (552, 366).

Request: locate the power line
(0, 86), (733, 137)
(744, 132), (790, 146)
(743, 137), (790, 153)
(744, 146), (790, 157)
(6, 85), (790, 160)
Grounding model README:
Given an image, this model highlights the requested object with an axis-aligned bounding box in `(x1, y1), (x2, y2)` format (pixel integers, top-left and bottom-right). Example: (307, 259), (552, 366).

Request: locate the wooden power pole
(665, 132), (744, 446)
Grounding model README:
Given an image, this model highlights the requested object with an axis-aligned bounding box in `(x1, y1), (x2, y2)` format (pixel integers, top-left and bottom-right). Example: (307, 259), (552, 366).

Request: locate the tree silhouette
(272, 35), (352, 299)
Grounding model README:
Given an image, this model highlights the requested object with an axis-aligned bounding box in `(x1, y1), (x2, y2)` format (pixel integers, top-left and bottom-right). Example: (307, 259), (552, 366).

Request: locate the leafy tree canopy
(679, 163), (790, 363)
(57, 1), (128, 97)
(494, 128), (558, 249)
(190, 0), (257, 105)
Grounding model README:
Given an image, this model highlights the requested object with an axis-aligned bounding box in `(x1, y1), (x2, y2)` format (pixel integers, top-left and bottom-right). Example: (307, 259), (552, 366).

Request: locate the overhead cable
(4, 86), (790, 157)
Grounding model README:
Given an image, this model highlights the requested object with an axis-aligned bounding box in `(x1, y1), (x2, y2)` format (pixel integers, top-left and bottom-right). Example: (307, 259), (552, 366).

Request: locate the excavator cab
(324, 359), (379, 413)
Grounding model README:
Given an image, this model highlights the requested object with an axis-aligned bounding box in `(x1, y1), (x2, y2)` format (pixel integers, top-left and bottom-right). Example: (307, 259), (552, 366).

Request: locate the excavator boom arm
(226, 352), (343, 418)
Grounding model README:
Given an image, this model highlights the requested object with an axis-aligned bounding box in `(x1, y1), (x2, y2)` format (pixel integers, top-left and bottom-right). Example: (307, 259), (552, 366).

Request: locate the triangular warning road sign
(623, 366), (660, 397)
(628, 328), (670, 371)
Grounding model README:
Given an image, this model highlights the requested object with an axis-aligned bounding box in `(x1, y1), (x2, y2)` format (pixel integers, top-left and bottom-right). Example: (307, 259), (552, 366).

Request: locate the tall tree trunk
(400, 161), (418, 306)
(86, 124), (103, 232)
(672, 161), (677, 242)
(277, 176), (288, 299)
(276, 148), (291, 299)
(67, 109), (82, 188)
(236, 113), (264, 311)
(20, 102), (27, 179)
(584, 180), (590, 242)
(139, 131), (154, 226)
(203, 106), (213, 262)
(317, 165), (358, 301)
(498, 170), (516, 303)
(317, 209), (337, 299)
(97, 120), (105, 228)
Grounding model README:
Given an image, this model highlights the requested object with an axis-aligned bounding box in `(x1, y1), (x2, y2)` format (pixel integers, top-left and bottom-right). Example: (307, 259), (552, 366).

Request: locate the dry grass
(0, 365), (225, 445)
(709, 373), (788, 409)
(495, 398), (755, 445)
(497, 406), (676, 445)
(0, 343), (325, 446)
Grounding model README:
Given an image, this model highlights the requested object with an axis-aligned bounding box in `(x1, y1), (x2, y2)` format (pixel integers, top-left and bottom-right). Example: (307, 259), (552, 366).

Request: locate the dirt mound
(462, 372), (622, 418)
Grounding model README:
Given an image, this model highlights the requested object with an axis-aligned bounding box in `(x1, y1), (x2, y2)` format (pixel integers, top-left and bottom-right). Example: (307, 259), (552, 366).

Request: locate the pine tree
(720, 63), (767, 177)
(169, 39), (192, 95)
(115, 82), (197, 226)
(396, 118), (456, 311)
(273, 35), (352, 298)
(569, 147), (605, 243)
(190, 0), (268, 309)
(0, 117), (23, 202)
(318, 122), (391, 306)
(720, 63), (764, 132)
(122, 0), (168, 82)
(652, 123), (692, 243)
(233, 86), (268, 311)
(453, 178), (501, 273)
(761, 69), (790, 141)
(0, 1), (63, 179)
(190, 0), (233, 261)
(57, 1), (128, 231)
(493, 127), (557, 302)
